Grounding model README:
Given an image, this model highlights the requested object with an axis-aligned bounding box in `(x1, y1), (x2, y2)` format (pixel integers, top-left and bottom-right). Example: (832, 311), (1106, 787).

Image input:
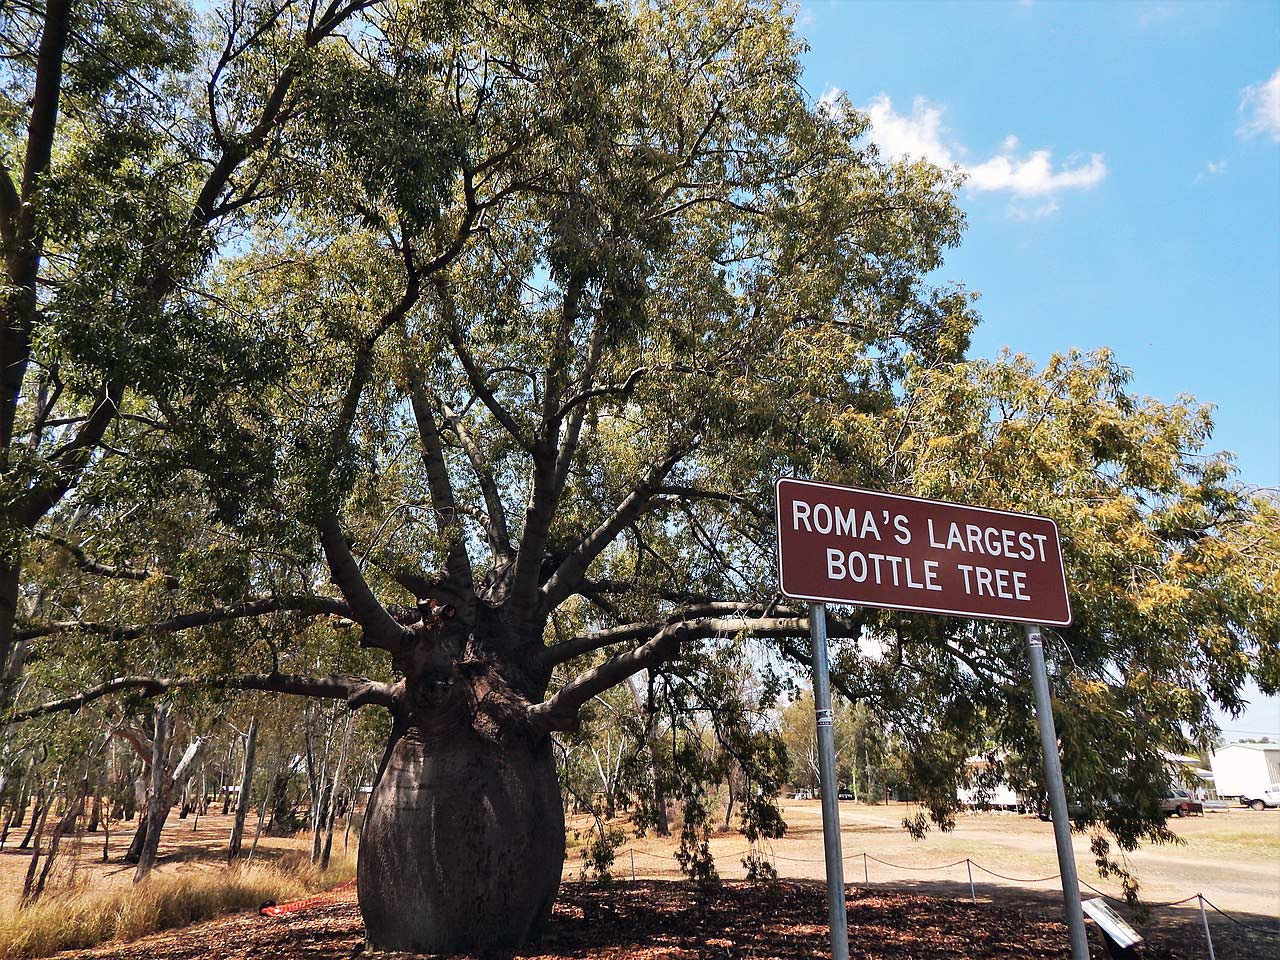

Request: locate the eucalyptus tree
(826, 350), (1280, 866)
(8, 0), (969, 948)
(0, 0), (410, 715)
(4, 0), (1275, 956)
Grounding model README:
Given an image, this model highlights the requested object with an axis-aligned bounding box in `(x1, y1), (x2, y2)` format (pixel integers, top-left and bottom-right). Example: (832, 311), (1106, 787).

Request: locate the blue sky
(798, 0), (1279, 492)
(796, 0), (1279, 739)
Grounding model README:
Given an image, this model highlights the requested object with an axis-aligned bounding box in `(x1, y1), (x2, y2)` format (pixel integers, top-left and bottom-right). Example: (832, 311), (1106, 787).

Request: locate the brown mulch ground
(50, 880), (1261, 960)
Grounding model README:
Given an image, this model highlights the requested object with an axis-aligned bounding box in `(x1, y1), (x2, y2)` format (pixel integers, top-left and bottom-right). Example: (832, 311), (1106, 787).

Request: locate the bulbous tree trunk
(356, 615), (565, 956)
(358, 723), (564, 953)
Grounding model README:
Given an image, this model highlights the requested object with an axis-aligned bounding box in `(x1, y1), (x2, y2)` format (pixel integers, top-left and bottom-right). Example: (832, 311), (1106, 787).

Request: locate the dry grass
(0, 849), (357, 960)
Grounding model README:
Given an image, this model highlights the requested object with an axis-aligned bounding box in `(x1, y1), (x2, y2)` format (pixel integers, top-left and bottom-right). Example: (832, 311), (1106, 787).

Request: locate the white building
(1208, 742), (1280, 799)
(956, 756), (1023, 811)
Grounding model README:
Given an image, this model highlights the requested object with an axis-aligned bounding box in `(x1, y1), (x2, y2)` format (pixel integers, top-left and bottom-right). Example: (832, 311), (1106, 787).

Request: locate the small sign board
(1081, 898), (1142, 948)
(775, 478), (1072, 626)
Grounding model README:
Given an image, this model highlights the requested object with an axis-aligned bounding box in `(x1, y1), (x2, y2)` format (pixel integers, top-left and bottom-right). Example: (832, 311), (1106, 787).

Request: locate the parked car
(788, 790), (813, 800)
(837, 790), (854, 801)
(1240, 783), (1280, 810)
(1036, 800), (1086, 821)
(1159, 789), (1203, 817)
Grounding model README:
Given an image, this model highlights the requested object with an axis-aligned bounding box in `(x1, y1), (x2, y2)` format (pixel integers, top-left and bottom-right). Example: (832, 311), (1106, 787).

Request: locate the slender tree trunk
(0, 561), (23, 716)
(320, 715), (351, 869)
(343, 790), (356, 850)
(19, 774), (58, 903)
(124, 817), (147, 862)
(219, 738), (235, 815)
(248, 755), (285, 861)
(192, 767), (204, 829)
(101, 791), (111, 862)
(12, 758), (33, 828)
(30, 790), (83, 901)
(627, 678), (669, 836)
(19, 789), (45, 849)
(305, 704), (335, 862)
(311, 780), (330, 862)
(227, 716), (257, 860)
(133, 704), (170, 881)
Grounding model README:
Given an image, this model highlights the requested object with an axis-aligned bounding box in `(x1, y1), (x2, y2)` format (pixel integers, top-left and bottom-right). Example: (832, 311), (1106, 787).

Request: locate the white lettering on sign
(825, 549), (943, 592)
(777, 479), (1072, 626)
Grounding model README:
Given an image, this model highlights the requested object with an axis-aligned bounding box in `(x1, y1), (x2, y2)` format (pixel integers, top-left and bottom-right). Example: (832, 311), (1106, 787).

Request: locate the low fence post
(631, 849), (636, 882)
(966, 858), (976, 904)
(863, 852), (869, 885)
(1198, 895), (1216, 960)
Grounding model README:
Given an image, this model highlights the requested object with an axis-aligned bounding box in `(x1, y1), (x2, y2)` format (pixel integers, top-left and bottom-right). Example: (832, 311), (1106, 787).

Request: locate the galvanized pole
(1198, 895), (1216, 960)
(809, 603), (850, 960)
(1024, 623), (1089, 960)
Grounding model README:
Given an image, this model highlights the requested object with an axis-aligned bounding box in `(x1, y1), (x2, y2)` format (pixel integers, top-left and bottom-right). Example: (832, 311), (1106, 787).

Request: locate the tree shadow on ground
(48, 879), (1277, 960)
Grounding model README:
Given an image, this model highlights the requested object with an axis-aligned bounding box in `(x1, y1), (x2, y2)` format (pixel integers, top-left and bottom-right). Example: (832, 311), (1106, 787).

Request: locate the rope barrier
(607, 844), (1280, 937)
(967, 861), (1062, 884)
(1203, 896), (1280, 937)
(1077, 880), (1200, 910)
(865, 854), (970, 871)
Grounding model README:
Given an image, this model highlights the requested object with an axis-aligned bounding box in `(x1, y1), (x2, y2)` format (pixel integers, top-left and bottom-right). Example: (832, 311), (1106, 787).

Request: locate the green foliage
(576, 822), (625, 884)
(3, 0), (1276, 906)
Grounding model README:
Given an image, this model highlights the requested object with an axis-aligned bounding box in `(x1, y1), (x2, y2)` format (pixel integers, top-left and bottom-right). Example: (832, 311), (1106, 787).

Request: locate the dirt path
(598, 801), (1280, 921)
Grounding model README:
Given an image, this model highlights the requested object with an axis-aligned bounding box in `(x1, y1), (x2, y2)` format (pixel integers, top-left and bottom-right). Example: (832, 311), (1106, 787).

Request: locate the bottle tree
(5, 0), (1277, 953)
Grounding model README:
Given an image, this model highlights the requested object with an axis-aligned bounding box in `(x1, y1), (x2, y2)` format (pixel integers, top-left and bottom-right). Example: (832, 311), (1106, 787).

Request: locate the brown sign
(775, 478), (1072, 626)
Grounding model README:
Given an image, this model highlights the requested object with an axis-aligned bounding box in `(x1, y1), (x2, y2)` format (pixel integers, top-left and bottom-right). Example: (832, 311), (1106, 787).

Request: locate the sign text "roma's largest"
(776, 478), (1072, 626)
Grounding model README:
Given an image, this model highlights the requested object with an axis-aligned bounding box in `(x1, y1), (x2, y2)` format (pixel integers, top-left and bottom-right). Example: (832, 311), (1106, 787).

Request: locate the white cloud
(1195, 160), (1228, 183)
(1137, 3), (1176, 28)
(858, 93), (1107, 210)
(1008, 199), (1060, 221)
(967, 149), (1107, 197)
(864, 94), (957, 167)
(1239, 68), (1280, 142)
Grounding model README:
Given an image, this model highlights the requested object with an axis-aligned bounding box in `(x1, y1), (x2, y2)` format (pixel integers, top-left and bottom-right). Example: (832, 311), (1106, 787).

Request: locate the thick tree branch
(408, 376), (473, 598)
(554, 366), (645, 422)
(550, 317), (607, 497)
(440, 398), (512, 560)
(16, 594), (352, 641)
(507, 274), (588, 613)
(21, 0), (68, 205)
(187, 0), (378, 232)
(0, 160), (18, 247)
(16, 380), (125, 526)
(6, 672), (398, 724)
(440, 278), (531, 451)
(36, 535), (180, 589)
(528, 624), (687, 732)
(541, 606), (864, 669)
(540, 446), (689, 610)
(316, 514), (407, 652)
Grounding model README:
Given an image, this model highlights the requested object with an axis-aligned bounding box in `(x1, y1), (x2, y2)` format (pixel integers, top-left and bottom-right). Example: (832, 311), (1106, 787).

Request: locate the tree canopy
(1, 0), (1276, 932)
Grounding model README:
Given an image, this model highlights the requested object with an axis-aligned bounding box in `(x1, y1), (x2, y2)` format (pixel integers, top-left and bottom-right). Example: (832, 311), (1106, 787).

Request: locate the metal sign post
(776, 477), (1084, 960)
(1025, 623), (1089, 960)
(808, 602), (850, 960)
